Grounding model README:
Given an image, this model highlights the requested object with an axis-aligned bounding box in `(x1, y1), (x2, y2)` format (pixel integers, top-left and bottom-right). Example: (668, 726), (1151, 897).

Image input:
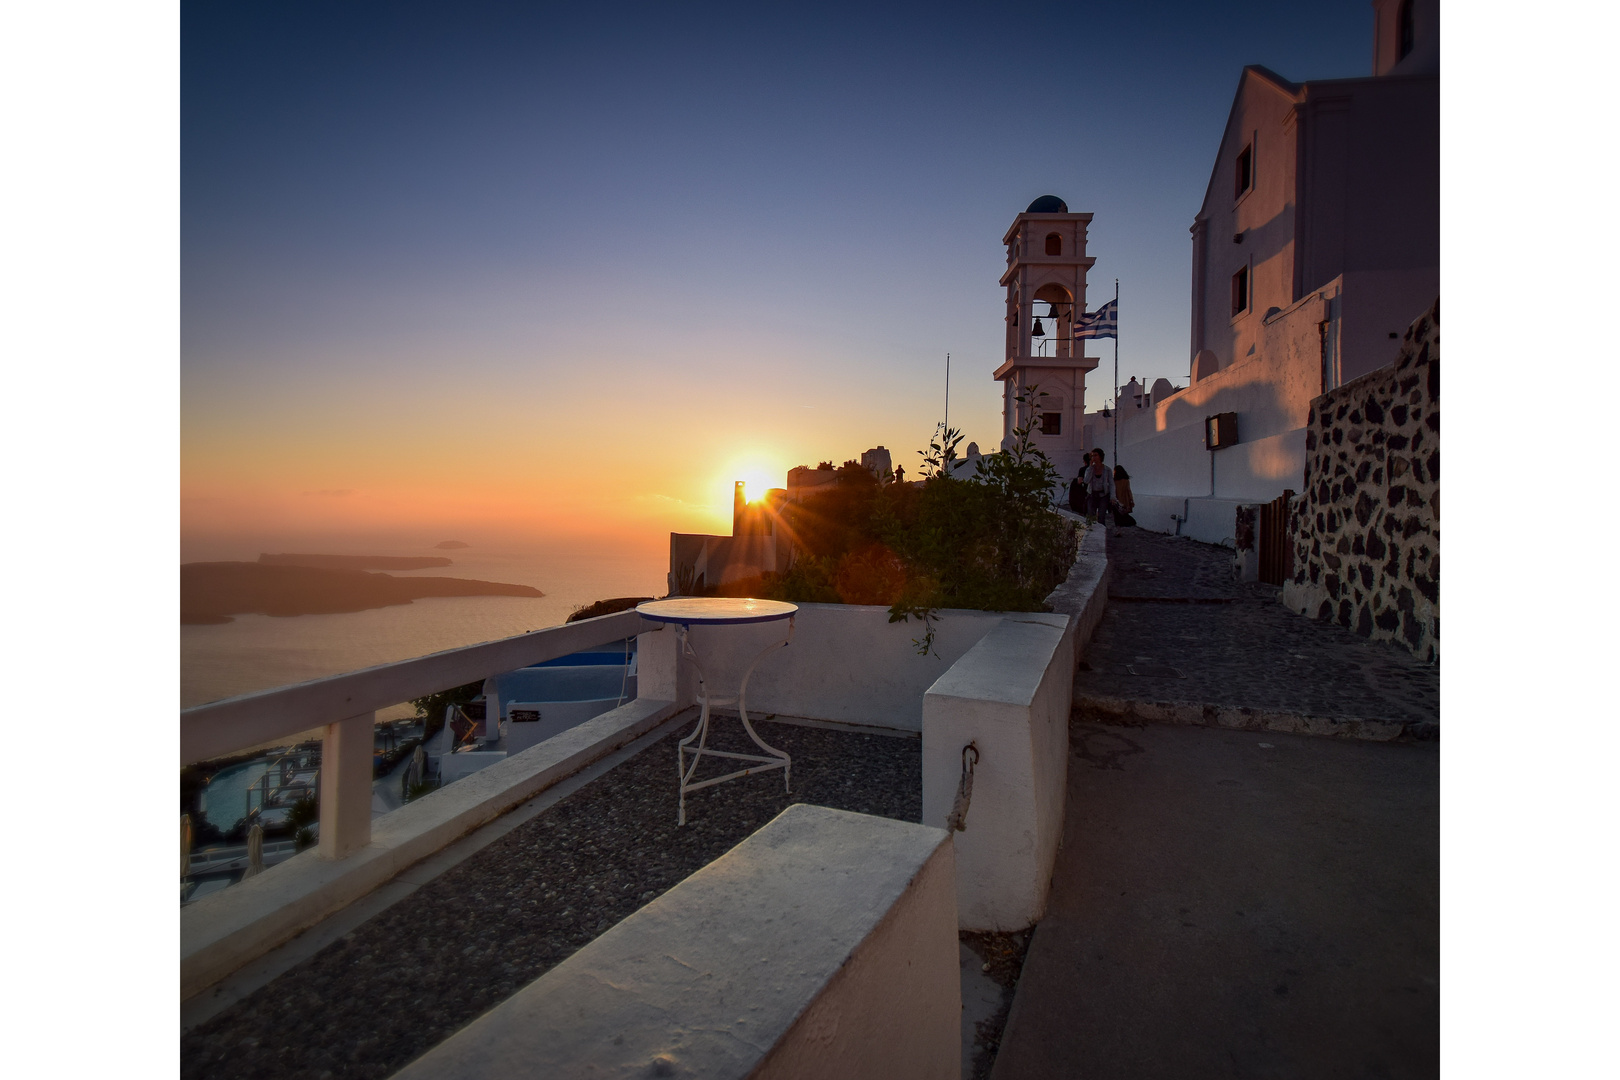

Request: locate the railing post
(319, 711), (374, 859)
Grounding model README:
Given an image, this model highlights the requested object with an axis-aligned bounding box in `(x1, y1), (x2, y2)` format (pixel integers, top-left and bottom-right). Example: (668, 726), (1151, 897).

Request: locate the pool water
(199, 759), (271, 831)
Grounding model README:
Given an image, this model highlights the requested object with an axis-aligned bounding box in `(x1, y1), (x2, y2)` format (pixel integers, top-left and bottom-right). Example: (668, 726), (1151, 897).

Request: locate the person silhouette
(1080, 449), (1114, 522)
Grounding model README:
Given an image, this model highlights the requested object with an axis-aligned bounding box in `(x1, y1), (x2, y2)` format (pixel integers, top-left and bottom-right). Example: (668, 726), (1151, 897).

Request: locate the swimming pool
(490, 646), (638, 755)
(198, 759), (269, 831)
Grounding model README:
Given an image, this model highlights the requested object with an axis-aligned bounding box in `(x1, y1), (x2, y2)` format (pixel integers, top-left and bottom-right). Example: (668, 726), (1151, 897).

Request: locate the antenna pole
(944, 352), (950, 436)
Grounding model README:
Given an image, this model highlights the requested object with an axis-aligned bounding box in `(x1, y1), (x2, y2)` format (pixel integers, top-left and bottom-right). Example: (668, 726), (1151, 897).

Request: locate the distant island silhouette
(434, 540), (470, 549)
(181, 562), (542, 624)
(259, 553), (453, 570)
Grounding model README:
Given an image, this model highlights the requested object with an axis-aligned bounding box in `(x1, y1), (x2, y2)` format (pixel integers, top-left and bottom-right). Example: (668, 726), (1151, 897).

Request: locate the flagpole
(944, 352), (950, 435)
(1112, 278), (1119, 471)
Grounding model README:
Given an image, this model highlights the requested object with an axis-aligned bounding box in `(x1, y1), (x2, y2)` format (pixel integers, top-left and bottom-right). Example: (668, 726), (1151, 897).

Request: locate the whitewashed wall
(641, 603), (1006, 732)
(921, 613), (1075, 931)
(1086, 288), (1332, 545)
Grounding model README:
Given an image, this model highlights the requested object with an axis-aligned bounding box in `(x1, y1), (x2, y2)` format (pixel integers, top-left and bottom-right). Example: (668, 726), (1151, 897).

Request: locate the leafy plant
(756, 386), (1078, 655)
(965, 385), (1072, 595)
(286, 793), (318, 829)
(279, 792), (320, 851)
(919, 422), (964, 479)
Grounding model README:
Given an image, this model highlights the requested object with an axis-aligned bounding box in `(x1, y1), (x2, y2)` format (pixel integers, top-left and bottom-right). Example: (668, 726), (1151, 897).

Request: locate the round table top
(635, 597), (799, 625)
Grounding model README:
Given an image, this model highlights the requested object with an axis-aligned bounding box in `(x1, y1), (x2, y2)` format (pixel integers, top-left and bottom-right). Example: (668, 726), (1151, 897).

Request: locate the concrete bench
(392, 804), (958, 1080)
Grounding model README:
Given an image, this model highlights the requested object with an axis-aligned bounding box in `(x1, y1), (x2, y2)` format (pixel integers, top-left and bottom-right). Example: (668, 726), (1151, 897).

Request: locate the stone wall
(1282, 299), (1438, 661)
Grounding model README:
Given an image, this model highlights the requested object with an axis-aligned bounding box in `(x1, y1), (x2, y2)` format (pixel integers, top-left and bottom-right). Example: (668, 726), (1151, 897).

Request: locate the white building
(1080, 0), (1439, 545)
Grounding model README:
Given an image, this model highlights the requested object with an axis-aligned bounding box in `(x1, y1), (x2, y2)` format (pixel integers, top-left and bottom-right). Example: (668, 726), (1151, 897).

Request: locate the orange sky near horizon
(179, 236), (1011, 560)
(179, 353), (987, 560)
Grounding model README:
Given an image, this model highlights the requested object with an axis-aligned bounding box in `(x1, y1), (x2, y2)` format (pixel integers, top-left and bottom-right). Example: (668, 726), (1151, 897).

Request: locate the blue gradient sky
(183, 0), (1374, 555)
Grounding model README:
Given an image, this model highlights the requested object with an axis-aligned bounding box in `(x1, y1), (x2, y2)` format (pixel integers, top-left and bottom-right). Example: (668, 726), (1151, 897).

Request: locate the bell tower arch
(995, 195), (1099, 482)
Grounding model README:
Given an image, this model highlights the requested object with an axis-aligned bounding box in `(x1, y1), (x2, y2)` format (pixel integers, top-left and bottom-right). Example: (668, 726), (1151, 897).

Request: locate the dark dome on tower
(1025, 195), (1068, 213)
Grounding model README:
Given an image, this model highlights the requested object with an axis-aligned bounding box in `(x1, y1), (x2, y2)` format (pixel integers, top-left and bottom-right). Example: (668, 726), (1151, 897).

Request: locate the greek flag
(1075, 298), (1118, 340)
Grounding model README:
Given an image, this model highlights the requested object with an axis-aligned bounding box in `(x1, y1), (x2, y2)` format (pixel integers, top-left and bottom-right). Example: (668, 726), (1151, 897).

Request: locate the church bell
(1031, 318), (1045, 338)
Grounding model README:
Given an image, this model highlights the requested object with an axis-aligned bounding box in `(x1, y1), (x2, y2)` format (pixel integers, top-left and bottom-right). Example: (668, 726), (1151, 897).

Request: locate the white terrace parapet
(182, 607), (656, 766)
(673, 603), (1006, 733)
(183, 698), (684, 999)
(183, 539), (1107, 999)
(1048, 515), (1111, 644)
(393, 804), (960, 1080)
(182, 607), (667, 859)
(681, 539), (1103, 934)
(181, 608), (689, 1000)
(922, 612), (1077, 932)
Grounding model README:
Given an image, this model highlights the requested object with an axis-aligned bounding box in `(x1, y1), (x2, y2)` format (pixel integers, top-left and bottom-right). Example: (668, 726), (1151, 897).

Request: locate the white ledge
(182, 608), (652, 763)
(1045, 518), (1110, 653)
(925, 613), (1069, 708)
(923, 609), (1079, 930)
(392, 805), (959, 1080)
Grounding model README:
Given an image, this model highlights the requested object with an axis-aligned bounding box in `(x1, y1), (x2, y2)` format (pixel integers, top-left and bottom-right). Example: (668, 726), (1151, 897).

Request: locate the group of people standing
(1069, 448), (1135, 527)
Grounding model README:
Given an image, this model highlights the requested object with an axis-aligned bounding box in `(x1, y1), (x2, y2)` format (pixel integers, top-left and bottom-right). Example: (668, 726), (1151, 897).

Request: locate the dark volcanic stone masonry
(1286, 298), (1439, 662)
(181, 721), (921, 1080)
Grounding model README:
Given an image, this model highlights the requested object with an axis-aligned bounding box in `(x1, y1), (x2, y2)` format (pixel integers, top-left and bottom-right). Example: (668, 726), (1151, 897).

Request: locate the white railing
(181, 548), (1104, 1001)
(180, 608), (657, 861)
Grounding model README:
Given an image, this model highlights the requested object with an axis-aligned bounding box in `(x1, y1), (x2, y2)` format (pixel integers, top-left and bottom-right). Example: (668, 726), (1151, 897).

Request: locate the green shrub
(286, 793), (318, 829)
(758, 387), (1079, 653)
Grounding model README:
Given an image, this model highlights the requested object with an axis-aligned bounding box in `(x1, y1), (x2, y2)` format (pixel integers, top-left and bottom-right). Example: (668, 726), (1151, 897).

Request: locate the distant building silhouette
(860, 446), (893, 480)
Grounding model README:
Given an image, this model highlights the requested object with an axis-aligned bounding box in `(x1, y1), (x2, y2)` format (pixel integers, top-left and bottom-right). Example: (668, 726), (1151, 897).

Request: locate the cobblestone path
(1076, 529), (1438, 738)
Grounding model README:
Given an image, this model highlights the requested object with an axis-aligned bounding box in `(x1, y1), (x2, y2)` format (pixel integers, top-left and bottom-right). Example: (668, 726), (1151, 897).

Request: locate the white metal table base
(675, 618), (793, 826)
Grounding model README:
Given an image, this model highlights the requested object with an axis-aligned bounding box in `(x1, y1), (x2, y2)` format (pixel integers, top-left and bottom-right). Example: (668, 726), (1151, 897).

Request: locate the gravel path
(181, 718), (921, 1080)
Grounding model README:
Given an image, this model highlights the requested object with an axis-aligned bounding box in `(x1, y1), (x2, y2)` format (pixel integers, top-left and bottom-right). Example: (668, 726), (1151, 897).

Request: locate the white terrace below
(181, 527), (1110, 1074)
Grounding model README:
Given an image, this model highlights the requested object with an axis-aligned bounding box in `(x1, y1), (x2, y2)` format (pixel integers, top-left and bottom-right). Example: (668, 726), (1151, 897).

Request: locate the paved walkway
(993, 527), (1440, 1078)
(994, 722), (1438, 1079)
(1075, 529), (1438, 740)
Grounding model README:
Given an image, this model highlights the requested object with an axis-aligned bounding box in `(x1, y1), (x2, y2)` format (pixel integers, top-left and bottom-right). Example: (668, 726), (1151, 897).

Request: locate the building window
(1040, 412), (1062, 435)
(1234, 143), (1253, 200)
(1231, 265), (1249, 317)
(1044, 233), (1062, 256)
(1397, 0), (1415, 60)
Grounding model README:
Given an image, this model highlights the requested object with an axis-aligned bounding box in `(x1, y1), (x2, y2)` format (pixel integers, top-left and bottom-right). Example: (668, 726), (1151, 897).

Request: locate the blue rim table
(635, 598), (798, 825)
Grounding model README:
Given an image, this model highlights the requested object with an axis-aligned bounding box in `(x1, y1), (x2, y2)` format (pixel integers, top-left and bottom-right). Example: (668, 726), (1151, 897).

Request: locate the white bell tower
(995, 195), (1100, 482)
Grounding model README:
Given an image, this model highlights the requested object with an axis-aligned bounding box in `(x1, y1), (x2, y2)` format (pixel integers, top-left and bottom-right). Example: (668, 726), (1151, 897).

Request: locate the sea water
(181, 541), (667, 711)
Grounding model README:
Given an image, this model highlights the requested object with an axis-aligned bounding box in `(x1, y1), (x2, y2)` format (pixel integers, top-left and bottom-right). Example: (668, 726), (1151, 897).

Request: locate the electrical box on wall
(1204, 412), (1237, 450)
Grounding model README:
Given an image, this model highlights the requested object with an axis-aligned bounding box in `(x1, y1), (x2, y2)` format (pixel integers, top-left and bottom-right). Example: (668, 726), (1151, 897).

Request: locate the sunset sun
(738, 467), (776, 503)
